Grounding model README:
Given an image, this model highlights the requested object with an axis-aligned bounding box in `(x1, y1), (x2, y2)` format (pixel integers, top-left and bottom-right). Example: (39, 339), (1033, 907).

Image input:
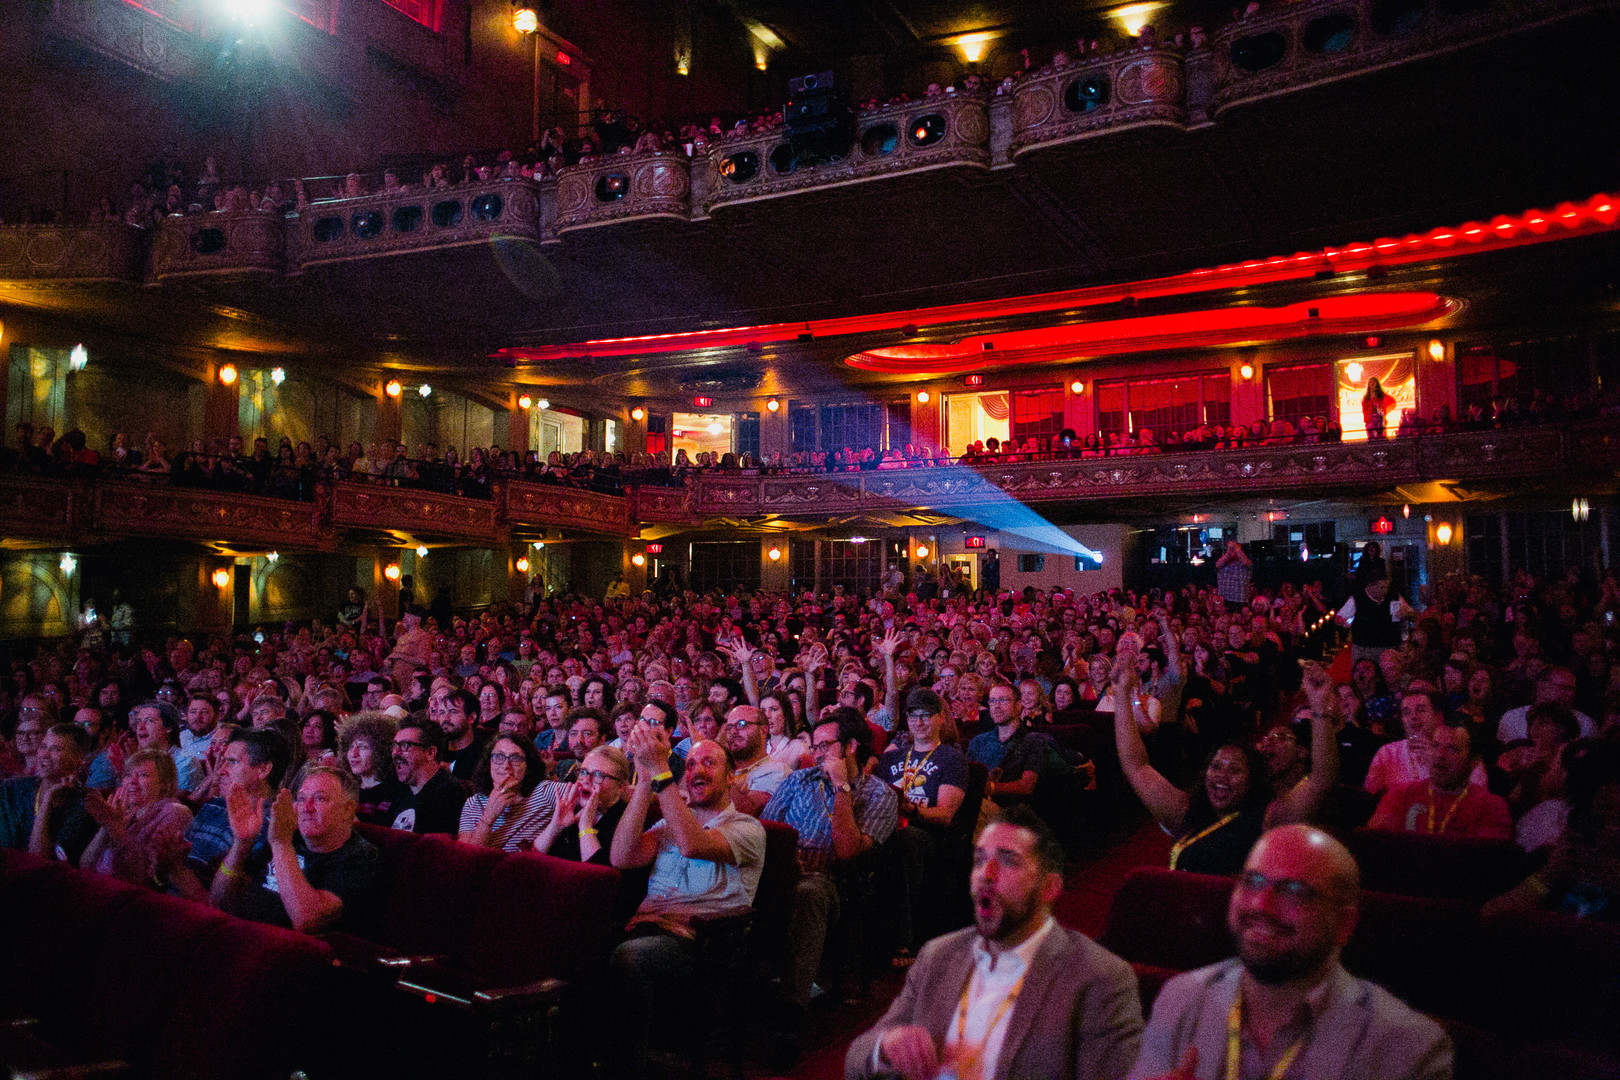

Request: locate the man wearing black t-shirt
(210, 765), (379, 933)
(437, 688), (488, 784)
(389, 720), (471, 835)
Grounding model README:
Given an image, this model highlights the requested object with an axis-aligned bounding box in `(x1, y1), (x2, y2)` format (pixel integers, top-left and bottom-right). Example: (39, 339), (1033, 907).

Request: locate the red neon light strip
(846, 293), (1456, 374)
(493, 192), (1617, 365)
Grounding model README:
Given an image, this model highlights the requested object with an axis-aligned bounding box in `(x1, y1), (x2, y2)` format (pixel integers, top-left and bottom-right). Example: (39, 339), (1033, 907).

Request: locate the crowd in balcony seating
(0, 424), (633, 500)
(2, 523), (1617, 1072)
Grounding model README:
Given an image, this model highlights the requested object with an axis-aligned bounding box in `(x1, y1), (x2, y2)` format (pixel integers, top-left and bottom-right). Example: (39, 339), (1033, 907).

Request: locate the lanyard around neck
(1168, 812), (1239, 870)
(1426, 783), (1467, 834)
(1225, 985), (1308, 1080)
(950, 965), (1027, 1080)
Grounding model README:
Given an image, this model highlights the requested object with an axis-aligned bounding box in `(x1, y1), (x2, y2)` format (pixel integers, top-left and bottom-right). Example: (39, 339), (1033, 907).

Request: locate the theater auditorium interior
(1, 0), (1618, 1077)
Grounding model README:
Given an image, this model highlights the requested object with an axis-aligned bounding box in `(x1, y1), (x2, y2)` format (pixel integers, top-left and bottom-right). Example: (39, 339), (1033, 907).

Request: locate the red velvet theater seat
(1098, 867), (1235, 972)
(1345, 828), (1528, 902)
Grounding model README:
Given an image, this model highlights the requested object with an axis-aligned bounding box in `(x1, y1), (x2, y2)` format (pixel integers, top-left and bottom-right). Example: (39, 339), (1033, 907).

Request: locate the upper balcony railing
(686, 423), (1607, 517)
(1, 421), (1609, 547)
(5, 0), (1592, 284)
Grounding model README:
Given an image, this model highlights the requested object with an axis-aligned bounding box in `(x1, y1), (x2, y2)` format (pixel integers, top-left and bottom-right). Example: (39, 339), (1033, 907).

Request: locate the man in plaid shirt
(763, 706), (898, 1011)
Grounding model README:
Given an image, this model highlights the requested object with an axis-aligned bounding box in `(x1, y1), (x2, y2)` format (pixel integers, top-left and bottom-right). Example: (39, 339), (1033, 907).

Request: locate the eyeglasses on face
(577, 768), (625, 783)
(724, 719), (764, 730)
(810, 739), (843, 753)
(490, 751), (527, 766)
(393, 740), (430, 752)
(1236, 869), (1321, 904)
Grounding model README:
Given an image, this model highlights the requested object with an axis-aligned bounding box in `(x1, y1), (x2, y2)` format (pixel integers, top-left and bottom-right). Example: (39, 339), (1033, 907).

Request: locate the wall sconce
(1070, 380), (1084, 394)
(768, 546), (781, 561)
(516, 556), (531, 573)
(631, 406), (645, 421)
(1402, 504), (1411, 518)
(385, 380), (402, 398)
(915, 545), (930, 559)
(1427, 339), (1445, 362)
(536, 399), (550, 411)
(532, 540), (545, 549)
(766, 398), (780, 413)
(1239, 363), (1255, 381)
(218, 363), (238, 386)
(211, 568), (231, 589)
(270, 366), (286, 385)
(956, 32), (993, 63)
(512, 6), (538, 34)
(70, 344), (88, 372)
(1434, 523), (1453, 545)
(59, 553), (77, 576)
(916, 390), (930, 403)
(415, 545), (429, 557)
(631, 553), (646, 567)
(418, 384), (432, 398)
(518, 395), (533, 410)
(265, 551), (278, 562)
(383, 563), (401, 581)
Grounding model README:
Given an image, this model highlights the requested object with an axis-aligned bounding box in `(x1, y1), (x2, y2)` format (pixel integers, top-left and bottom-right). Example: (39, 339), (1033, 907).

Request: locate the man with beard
(1129, 825), (1451, 1080)
(609, 722), (765, 1075)
(847, 805), (1141, 1080)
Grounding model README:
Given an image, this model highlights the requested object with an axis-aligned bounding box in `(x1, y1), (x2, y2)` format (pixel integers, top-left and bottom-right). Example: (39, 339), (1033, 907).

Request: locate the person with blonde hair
(80, 748), (193, 887)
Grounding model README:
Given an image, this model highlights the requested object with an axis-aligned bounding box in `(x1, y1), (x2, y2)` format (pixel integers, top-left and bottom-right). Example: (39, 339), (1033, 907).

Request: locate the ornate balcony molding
(632, 485), (699, 525)
(0, 222), (144, 284)
(95, 482), (320, 547)
(1210, 0), (1598, 115)
(554, 153), (693, 235)
(1010, 48), (1189, 158)
(48, 0), (207, 83)
(690, 427), (1585, 517)
(287, 180), (542, 272)
(150, 212), (286, 283)
(505, 481), (632, 534)
(331, 482), (500, 541)
(0, 475), (79, 539)
(700, 91), (992, 215)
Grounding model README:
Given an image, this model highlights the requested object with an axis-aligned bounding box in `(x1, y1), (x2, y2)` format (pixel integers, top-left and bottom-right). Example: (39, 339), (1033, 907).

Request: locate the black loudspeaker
(785, 70), (855, 164)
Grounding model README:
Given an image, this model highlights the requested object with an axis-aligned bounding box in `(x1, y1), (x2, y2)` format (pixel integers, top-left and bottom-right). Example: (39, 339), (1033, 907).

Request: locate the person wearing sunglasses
(1129, 825), (1451, 1080)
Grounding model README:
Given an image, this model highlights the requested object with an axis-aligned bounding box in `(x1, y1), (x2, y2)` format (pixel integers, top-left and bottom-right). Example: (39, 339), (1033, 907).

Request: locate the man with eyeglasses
(721, 704), (787, 817)
(764, 706), (899, 1015)
(1129, 824), (1450, 1080)
(389, 720), (470, 835)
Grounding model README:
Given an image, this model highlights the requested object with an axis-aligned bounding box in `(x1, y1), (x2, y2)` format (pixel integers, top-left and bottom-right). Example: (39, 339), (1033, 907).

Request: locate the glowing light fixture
(768, 546), (781, 561)
(385, 380), (403, 397)
(59, 553), (76, 576)
(211, 568), (231, 589)
(1402, 504), (1411, 518)
(516, 555), (531, 573)
(956, 32), (993, 63)
(518, 394), (533, 410)
(418, 384), (432, 398)
(1573, 497), (1590, 522)
(1239, 363), (1255, 381)
(218, 363), (238, 386)
(537, 399), (550, 411)
(1427, 339), (1445, 361)
(532, 541), (545, 549)
(1111, 2), (1166, 36)
(384, 563), (401, 581)
(1070, 380), (1084, 394)
(706, 420), (724, 435)
(270, 366), (286, 385)
(1434, 523), (1453, 545)
(512, 6), (539, 34)
(69, 344), (88, 372)
(1345, 361), (1363, 383)
(915, 545), (930, 559)
(916, 390), (930, 403)
(849, 536), (868, 544)
(630, 406), (645, 421)
(631, 553), (646, 567)
(266, 551), (278, 562)
(415, 545), (429, 557)
(675, 54), (690, 76)
(766, 398), (780, 412)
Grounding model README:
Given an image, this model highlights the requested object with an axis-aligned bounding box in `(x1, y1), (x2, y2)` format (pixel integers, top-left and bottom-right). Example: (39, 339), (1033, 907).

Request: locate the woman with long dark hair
(1362, 376), (1395, 439)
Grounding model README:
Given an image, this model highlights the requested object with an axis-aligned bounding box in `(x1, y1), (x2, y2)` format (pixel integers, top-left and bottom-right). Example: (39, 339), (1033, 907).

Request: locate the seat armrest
(473, 978), (568, 1008)
(376, 954), (450, 969)
(396, 968), (568, 1015)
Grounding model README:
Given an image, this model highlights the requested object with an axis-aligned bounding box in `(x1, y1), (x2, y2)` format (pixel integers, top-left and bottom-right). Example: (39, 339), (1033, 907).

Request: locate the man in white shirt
(1363, 688), (1486, 795)
(846, 805), (1142, 1080)
(1496, 667), (1596, 743)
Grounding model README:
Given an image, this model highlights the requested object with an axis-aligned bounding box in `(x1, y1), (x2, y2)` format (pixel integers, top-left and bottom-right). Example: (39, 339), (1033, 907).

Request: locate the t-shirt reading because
(877, 742), (969, 809)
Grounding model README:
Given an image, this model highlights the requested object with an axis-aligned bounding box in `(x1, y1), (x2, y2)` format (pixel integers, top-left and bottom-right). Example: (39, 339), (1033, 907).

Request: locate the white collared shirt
(875, 916), (1057, 1080)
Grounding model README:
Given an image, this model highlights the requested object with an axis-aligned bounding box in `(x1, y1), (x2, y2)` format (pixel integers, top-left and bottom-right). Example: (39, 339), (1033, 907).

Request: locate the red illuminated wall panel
(379, 0), (441, 31)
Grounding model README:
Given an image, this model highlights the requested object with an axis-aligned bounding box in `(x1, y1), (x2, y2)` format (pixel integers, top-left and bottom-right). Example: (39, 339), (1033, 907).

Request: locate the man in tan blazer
(847, 805), (1143, 1080)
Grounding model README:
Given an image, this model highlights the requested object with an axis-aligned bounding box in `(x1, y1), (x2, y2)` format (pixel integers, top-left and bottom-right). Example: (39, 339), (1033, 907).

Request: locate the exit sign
(645, 543), (663, 554)
(692, 396), (713, 408)
(964, 535), (986, 548)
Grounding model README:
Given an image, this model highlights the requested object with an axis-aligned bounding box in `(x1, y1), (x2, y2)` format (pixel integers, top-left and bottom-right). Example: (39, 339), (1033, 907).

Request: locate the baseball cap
(904, 687), (945, 717)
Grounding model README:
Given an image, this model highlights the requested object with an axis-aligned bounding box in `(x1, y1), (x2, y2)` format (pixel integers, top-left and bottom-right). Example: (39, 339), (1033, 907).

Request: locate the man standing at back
(1130, 824), (1451, 1079)
(847, 805), (1142, 1080)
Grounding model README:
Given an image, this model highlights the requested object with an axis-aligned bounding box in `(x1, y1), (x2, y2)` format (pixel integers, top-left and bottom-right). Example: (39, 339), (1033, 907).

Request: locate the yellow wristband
(217, 866), (240, 880)
(650, 771), (673, 784)
(579, 826), (598, 836)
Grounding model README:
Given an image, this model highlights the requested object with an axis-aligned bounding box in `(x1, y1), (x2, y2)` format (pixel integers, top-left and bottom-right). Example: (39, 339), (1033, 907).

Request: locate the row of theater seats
(0, 820), (806, 1080)
(1098, 859), (1620, 1080)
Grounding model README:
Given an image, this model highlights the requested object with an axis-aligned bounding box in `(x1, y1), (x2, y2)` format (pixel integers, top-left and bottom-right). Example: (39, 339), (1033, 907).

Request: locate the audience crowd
(2, 552), (1618, 1072)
